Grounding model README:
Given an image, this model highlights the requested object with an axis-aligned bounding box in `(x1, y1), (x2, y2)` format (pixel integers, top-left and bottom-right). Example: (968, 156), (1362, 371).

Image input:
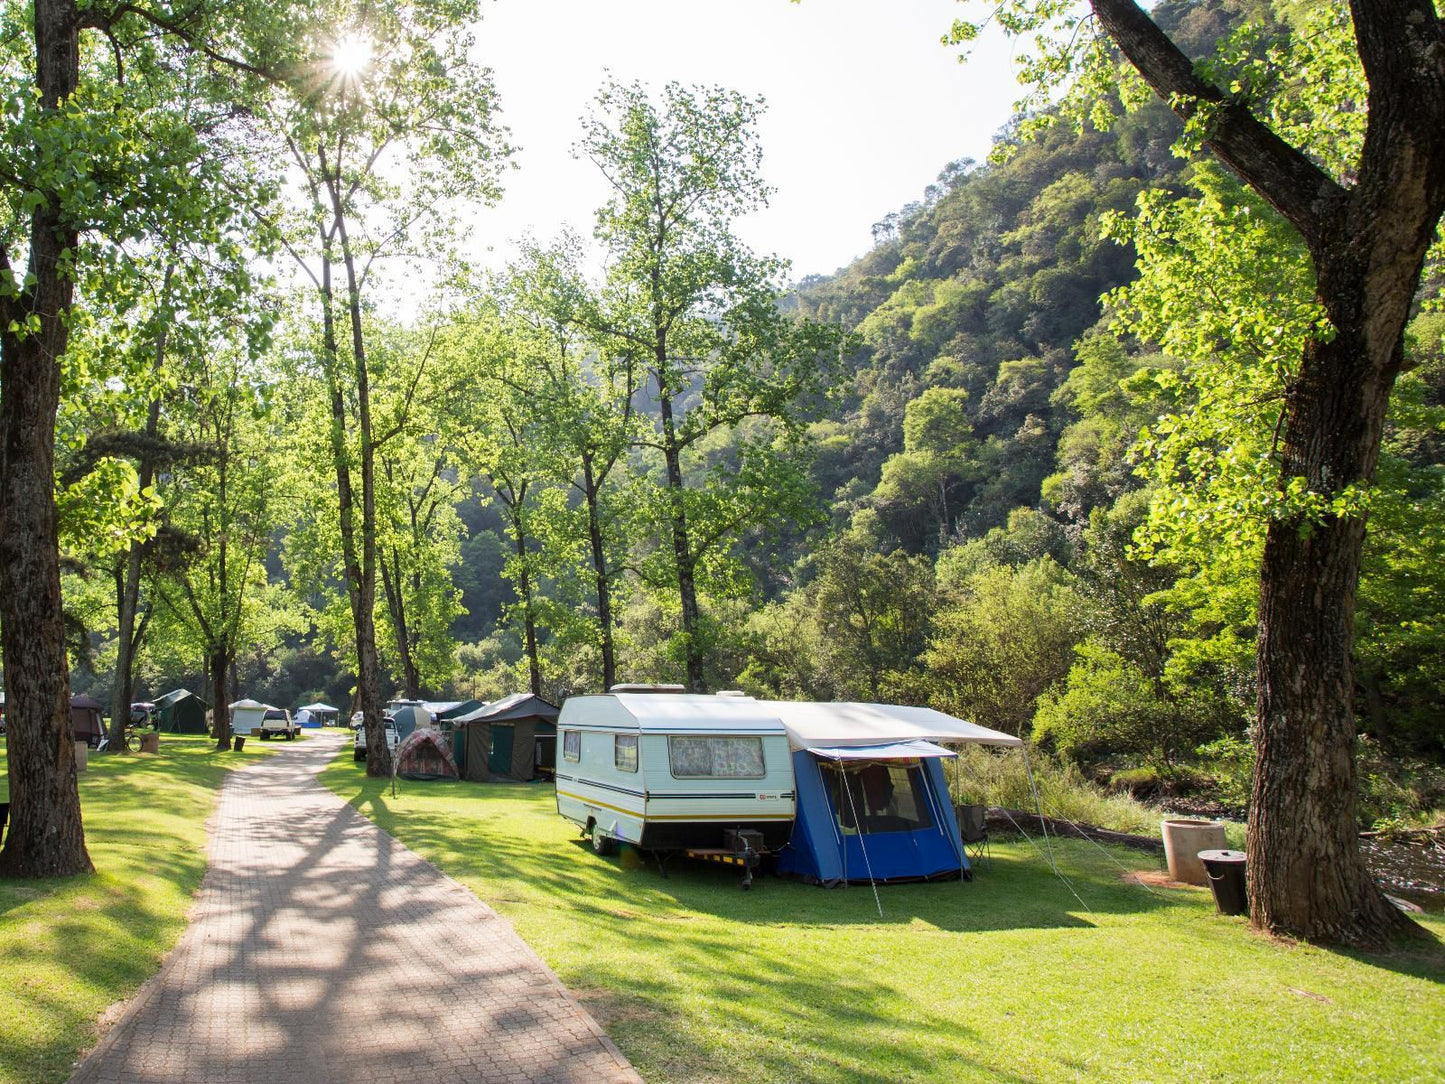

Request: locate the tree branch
(94, 3), (273, 80)
(1089, 0), (1346, 250)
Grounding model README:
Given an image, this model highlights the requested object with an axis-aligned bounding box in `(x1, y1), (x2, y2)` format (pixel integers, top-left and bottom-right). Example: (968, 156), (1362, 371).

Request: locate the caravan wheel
(590, 822), (617, 857)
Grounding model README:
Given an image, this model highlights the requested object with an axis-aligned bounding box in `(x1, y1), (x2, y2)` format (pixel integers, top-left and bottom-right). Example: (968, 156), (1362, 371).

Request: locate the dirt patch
(1125, 869), (1206, 891)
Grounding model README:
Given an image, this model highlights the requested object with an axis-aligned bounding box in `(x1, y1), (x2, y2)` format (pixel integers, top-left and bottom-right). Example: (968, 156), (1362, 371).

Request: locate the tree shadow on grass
(353, 782), (1186, 938)
(1326, 923), (1445, 982)
(323, 761), (1445, 1083)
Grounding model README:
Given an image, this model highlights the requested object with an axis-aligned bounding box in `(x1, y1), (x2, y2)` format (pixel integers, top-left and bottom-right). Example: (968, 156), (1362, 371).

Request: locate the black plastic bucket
(1199, 848), (1248, 916)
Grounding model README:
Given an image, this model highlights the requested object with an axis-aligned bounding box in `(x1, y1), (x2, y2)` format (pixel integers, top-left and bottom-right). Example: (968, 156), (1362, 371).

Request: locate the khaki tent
(456, 693), (558, 783)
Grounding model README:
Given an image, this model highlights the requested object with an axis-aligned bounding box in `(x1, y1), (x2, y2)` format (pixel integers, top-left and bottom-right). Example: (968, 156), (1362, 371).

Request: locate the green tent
(155, 689), (209, 734)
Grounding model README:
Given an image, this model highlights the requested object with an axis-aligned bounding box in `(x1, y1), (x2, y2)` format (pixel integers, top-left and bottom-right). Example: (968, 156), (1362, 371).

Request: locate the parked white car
(353, 719), (399, 762)
(257, 707), (300, 741)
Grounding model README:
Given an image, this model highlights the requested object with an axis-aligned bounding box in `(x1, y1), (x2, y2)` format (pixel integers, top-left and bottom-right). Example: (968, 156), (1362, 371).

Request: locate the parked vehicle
(354, 719), (399, 762)
(554, 692), (796, 858)
(257, 707), (299, 741)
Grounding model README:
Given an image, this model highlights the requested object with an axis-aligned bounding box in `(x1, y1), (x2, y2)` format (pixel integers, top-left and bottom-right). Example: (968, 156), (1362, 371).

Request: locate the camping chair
(958, 804), (990, 869)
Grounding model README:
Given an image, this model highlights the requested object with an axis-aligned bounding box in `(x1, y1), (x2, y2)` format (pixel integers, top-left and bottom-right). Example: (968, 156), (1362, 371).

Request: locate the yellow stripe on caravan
(557, 790), (793, 822)
(557, 792), (640, 818)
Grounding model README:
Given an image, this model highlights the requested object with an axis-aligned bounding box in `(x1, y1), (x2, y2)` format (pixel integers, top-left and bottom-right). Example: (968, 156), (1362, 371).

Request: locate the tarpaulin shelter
(394, 728), (459, 781)
(155, 689), (209, 734)
(763, 701), (1021, 886)
(455, 693), (558, 782)
(70, 695), (108, 747)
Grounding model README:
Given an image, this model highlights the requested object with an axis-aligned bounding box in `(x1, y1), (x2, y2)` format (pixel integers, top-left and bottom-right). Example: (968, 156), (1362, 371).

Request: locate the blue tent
(756, 701), (1021, 886)
(777, 743), (966, 885)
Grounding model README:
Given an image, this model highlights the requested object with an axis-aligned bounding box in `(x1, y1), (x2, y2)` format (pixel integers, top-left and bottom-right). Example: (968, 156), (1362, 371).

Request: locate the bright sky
(467, 0), (1019, 281)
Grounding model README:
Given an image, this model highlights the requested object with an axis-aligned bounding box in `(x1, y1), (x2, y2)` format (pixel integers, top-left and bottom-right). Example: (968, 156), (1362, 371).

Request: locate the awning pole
(840, 766), (883, 919)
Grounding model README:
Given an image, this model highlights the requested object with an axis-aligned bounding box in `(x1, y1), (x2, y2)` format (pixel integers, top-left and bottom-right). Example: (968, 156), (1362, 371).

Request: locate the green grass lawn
(322, 754), (1445, 1084)
(0, 732), (279, 1084)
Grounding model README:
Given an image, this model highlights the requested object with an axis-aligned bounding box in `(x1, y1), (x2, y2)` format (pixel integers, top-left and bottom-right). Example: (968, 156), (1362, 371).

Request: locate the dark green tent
(456, 693), (558, 782)
(155, 689), (209, 734)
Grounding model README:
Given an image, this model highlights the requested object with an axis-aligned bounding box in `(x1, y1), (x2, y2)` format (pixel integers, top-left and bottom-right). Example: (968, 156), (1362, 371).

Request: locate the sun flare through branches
(330, 32), (373, 80)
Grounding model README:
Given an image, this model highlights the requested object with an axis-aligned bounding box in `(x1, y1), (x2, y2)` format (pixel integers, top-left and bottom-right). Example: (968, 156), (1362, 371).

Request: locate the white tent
(229, 698), (269, 736)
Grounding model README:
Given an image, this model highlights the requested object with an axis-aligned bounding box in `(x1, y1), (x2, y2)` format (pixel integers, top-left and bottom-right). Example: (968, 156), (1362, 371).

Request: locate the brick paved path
(71, 731), (641, 1084)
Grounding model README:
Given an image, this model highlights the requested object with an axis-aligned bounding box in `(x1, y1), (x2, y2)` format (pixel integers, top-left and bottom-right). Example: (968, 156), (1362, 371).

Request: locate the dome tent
(394, 728), (458, 781)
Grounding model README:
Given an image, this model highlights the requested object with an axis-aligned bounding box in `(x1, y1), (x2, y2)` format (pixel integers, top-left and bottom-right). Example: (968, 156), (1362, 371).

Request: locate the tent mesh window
(820, 760), (934, 834)
(667, 736), (765, 778)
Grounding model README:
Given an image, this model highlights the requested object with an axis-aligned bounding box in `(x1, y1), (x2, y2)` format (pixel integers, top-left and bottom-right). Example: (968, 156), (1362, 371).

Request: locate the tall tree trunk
(513, 522), (542, 697)
(209, 644), (231, 750)
(581, 463), (616, 691)
(319, 256), (385, 775)
(380, 547), (420, 699)
(0, 0), (91, 878)
(1249, 234), (1426, 944)
(1086, 0), (1445, 947)
(317, 167), (386, 776)
(655, 377), (704, 692)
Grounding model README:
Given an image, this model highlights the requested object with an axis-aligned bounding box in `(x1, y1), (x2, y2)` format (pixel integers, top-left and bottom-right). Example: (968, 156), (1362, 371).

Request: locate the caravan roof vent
(609, 683), (686, 694)
(715, 690), (749, 698)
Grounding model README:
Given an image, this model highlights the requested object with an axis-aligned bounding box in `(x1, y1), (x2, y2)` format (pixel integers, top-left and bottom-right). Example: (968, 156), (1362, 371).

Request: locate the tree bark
(655, 371), (705, 692)
(581, 459), (617, 691)
(314, 161), (387, 777)
(1088, 0), (1445, 944)
(318, 245), (386, 776)
(209, 644), (231, 750)
(380, 546), (421, 699)
(0, 0), (92, 878)
(512, 517), (543, 697)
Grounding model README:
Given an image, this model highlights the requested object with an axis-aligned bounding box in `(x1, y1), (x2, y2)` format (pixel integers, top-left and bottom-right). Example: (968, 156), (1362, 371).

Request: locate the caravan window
(820, 760), (934, 835)
(668, 736), (765, 779)
(562, 730), (580, 762)
(614, 734), (638, 772)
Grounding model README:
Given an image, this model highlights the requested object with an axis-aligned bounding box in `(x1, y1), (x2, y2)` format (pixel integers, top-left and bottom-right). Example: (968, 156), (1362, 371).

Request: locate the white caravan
(555, 692), (796, 858)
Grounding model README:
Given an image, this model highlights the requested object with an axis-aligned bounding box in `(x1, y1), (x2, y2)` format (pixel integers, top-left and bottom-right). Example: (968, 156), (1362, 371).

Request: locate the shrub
(1033, 641), (1222, 773)
(947, 745), (1160, 836)
(1195, 734), (1255, 809)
